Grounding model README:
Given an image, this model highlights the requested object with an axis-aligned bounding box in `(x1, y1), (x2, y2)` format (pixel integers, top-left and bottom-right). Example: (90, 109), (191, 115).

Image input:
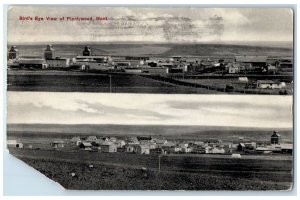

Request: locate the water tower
(8, 46), (18, 59)
(44, 44), (54, 60)
(83, 46), (91, 56)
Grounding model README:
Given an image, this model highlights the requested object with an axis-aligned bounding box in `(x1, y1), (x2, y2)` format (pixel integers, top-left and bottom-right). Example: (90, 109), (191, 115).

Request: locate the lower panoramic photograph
(6, 92), (293, 190)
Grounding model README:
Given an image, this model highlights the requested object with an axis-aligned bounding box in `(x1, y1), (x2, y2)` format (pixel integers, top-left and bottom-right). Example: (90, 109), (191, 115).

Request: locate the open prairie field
(7, 70), (218, 94)
(10, 148), (292, 190)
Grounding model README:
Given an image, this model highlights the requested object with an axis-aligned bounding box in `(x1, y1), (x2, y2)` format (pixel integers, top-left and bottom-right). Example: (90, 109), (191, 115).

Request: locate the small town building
(115, 140), (126, 148)
(267, 65), (277, 74)
(86, 136), (98, 143)
(172, 56), (183, 61)
(256, 80), (285, 89)
(205, 147), (225, 154)
(228, 63), (240, 74)
(44, 44), (55, 60)
(7, 140), (23, 148)
(136, 144), (150, 154)
(255, 147), (273, 154)
(50, 140), (65, 149)
(279, 60), (293, 69)
(19, 58), (48, 69)
(70, 137), (81, 146)
(231, 154), (242, 158)
(280, 144), (293, 154)
(125, 137), (139, 144)
(83, 46), (92, 56)
(99, 142), (117, 153)
(238, 77), (249, 83)
(162, 142), (181, 154)
(114, 61), (131, 70)
(76, 55), (109, 63)
(46, 57), (70, 68)
(125, 144), (138, 153)
(140, 140), (156, 149)
(191, 146), (206, 154)
(79, 142), (92, 150)
(154, 139), (168, 148)
(8, 46), (19, 60)
(237, 143), (246, 151)
(107, 137), (117, 142)
(146, 60), (158, 67)
(271, 131), (281, 144)
(150, 148), (164, 154)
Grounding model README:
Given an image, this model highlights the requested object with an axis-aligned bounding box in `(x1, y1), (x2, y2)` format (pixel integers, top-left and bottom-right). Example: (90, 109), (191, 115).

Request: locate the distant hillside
(7, 124), (293, 142)
(9, 43), (293, 58)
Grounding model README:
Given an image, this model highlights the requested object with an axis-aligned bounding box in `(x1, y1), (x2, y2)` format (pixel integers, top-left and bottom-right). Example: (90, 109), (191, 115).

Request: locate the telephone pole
(109, 74), (112, 93)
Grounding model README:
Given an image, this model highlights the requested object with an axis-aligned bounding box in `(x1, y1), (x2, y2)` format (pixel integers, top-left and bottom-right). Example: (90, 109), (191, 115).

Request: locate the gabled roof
(81, 142), (92, 147)
(239, 143), (245, 147)
(271, 132), (281, 137)
(155, 139), (167, 144)
(163, 142), (177, 147)
(257, 80), (281, 84)
(256, 147), (270, 151)
(86, 136), (98, 141)
(98, 141), (114, 146)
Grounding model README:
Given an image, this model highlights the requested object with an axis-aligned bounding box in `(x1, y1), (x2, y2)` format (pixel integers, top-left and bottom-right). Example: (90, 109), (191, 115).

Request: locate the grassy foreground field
(7, 70), (217, 94)
(10, 149), (293, 190)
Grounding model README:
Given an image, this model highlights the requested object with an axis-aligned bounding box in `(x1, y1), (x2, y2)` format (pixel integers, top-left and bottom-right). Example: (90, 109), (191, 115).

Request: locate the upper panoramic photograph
(7, 6), (293, 94)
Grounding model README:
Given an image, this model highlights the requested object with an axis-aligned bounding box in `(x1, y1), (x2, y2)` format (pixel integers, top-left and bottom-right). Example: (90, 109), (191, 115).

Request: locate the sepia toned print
(6, 6), (294, 191)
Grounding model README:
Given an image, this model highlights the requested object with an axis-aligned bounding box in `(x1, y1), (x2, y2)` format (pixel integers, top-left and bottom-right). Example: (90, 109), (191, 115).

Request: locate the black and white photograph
(4, 5), (295, 193)
(7, 6), (293, 95)
(6, 92), (293, 190)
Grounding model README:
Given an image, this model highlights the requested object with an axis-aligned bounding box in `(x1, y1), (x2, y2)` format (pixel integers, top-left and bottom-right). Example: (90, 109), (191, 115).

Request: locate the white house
(256, 80), (286, 89)
(228, 63), (240, 74)
(79, 142), (93, 150)
(70, 137), (81, 146)
(205, 147), (225, 154)
(154, 139), (168, 148)
(46, 58), (70, 68)
(115, 140), (126, 148)
(238, 77), (249, 83)
(7, 140), (24, 148)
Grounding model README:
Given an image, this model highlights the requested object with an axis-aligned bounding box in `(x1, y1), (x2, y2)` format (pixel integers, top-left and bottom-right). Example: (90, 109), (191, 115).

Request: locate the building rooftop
(257, 80), (281, 84)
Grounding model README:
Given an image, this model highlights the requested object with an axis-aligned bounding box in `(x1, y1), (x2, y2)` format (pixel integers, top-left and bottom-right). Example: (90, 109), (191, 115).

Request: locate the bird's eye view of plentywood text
(6, 6), (294, 191)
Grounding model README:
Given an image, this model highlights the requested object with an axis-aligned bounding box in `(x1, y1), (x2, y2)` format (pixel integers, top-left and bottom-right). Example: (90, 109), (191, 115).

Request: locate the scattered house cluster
(7, 45), (292, 78)
(7, 130), (292, 156)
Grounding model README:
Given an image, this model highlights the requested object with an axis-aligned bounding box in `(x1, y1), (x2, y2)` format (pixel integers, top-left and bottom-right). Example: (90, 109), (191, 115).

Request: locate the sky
(7, 6), (293, 43)
(7, 92), (293, 128)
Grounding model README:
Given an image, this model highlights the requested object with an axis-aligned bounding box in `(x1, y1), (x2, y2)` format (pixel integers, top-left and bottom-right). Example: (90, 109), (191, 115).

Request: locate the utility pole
(109, 74), (112, 93)
(158, 154), (161, 173)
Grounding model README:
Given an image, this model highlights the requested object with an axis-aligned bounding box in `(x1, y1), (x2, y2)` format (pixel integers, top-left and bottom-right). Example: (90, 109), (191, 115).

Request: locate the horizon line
(7, 123), (293, 130)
